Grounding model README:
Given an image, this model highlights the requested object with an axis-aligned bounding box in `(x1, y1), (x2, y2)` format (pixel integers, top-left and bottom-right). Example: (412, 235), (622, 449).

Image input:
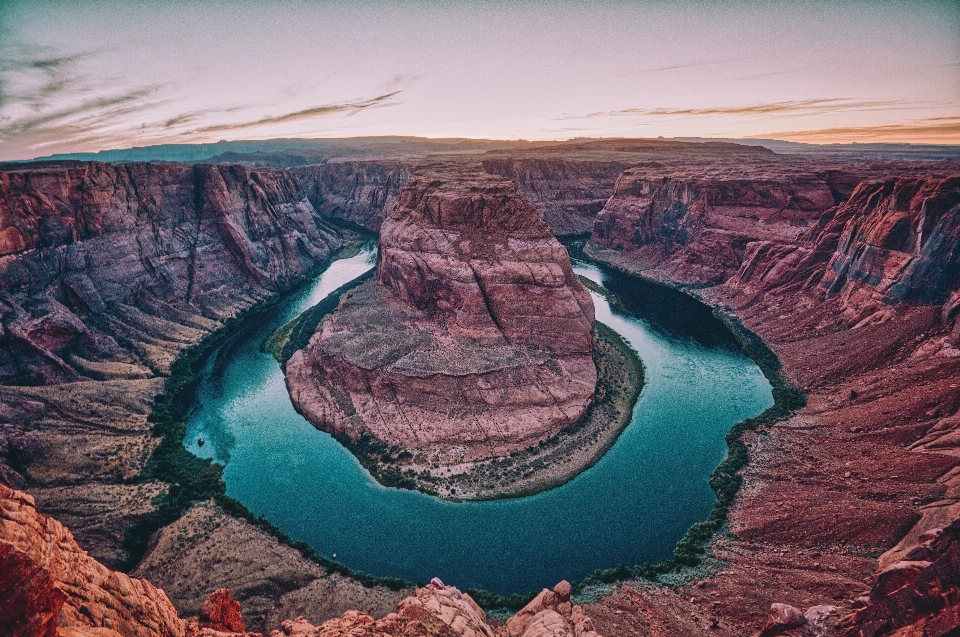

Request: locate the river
(183, 243), (773, 593)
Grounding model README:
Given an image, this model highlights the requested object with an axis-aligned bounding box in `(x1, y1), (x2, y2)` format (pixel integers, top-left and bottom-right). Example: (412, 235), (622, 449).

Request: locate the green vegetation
(578, 275), (622, 310)
(263, 269), (374, 364)
(124, 243), (804, 611)
(123, 250), (413, 593)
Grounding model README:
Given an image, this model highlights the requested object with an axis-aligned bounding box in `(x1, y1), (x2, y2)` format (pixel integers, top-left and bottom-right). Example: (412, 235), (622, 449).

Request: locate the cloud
(565, 98), (907, 121)
(187, 91), (403, 133)
(751, 118), (960, 144)
(0, 89), (159, 140)
(617, 57), (755, 78)
(0, 46), (96, 110)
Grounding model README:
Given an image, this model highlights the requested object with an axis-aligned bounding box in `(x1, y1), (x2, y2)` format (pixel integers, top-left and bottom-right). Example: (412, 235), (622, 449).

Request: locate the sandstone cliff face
(480, 158), (630, 235)
(0, 162), (342, 385)
(837, 520), (960, 637)
(0, 162), (342, 568)
(732, 177), (960, 330)
(0, 484), (185, 637)
(588, 169), (843, 285)
(287, 173), (596, 462)
(292, 162), (411, 232)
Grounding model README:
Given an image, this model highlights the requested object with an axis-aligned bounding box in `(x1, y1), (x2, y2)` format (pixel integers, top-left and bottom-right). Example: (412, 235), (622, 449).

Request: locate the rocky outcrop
(506, 580), (600, 637)
(752, 603), (836, 637)
(0, 162), (342, 385)
(587, 169), (843, 285)
(287, 172), (596, 462)
(481, 158), (630, 235)
(268, 579), (601, 637)
(731, 177), (960, 331)
(199, 589), (246, 633)
(0, 483), (185, 637)
(292, 162), (411, 232)
(838, 519), (960, 637)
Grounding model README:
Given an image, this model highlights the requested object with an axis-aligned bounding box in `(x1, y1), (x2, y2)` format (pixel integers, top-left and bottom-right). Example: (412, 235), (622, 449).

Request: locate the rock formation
(270, 579), (601, 637)
(0, 162), (342, 385)
(0, 483), (185, 637)
(732, 176), (960, 332)
(4, 145), (960, 637)
(481, 158), (631, 235)
(287, 172), (596, 462)
(293, 162), (411, 232)
(588, 168), (847, 285)
(837, 519), (960, 637)
(199, 589), (246, 633)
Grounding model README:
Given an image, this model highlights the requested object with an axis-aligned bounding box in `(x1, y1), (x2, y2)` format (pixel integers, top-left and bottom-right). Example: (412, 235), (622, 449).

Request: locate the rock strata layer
(271, 578), (601, 637)
(0, 484), (185, 637)
(287, 172), (596, 462)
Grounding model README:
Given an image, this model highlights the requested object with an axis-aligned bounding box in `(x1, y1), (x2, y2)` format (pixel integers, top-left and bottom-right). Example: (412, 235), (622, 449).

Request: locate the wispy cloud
(563, 98), (908, 121)
(617, 57), (755, 78)
(752, 118), (960, 143)
(188, 91), (403, 133)
(0, 89), (158, 139)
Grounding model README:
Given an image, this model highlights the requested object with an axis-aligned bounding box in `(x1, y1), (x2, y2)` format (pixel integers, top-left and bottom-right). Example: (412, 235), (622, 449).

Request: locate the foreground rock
(837, 519), (960, 636)
(287, 172), (596, 463)
(2, 483), (601, 637)
(0, 483), (184, 637)
(271, 579), (601, 637)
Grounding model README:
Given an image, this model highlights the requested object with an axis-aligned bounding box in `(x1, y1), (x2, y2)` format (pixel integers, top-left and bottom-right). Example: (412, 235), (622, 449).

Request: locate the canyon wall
(0, 161), (350, 600)
(480, 158), (631, 235)
(587, 168), (855, 285)
(0, 162), (342, 385)
(292, 162), (411, 232)
(732, 177), (960, 331)
(287, 171), (597, 463)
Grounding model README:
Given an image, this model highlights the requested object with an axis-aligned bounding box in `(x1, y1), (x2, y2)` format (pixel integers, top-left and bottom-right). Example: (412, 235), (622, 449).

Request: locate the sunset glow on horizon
(1, 0), (958, 161)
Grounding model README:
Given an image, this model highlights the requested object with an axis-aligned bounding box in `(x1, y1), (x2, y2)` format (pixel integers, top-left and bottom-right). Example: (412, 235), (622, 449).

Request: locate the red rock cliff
(286, 172), (597, 462)
(587, 168), (845, 285)
(0, 162), (342, 385)
(732, 176), (960, 332)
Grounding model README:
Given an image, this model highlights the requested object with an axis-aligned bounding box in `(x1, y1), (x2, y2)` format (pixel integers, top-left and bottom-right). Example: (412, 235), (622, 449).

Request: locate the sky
(0, 0), (958, 160)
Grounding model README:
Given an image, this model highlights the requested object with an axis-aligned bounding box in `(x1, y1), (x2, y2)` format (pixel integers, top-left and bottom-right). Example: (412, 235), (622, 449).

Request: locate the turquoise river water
(183, 243), (773, 594)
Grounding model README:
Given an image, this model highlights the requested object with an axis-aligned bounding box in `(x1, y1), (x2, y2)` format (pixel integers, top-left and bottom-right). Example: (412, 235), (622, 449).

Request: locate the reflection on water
(184, 244), (773, 593)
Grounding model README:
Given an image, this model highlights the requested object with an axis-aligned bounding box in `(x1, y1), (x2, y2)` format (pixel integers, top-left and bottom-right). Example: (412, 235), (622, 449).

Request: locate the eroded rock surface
(0, 484), (184, 637)
(588, 168), (853, 285)
(287, 172), (596, 461)
(268, 579), (601, 637)
(733, 176), (960, 333)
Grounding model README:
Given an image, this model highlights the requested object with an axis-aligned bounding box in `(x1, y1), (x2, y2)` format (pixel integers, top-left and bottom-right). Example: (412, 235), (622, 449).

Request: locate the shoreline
(141, 243), (804, 611)
(315, 319), (645, 501)
(572, 242), (806, 584)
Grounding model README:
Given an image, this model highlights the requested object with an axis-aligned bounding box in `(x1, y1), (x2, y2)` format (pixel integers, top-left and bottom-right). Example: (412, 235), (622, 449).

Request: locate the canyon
(1, 139), (959, 636)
